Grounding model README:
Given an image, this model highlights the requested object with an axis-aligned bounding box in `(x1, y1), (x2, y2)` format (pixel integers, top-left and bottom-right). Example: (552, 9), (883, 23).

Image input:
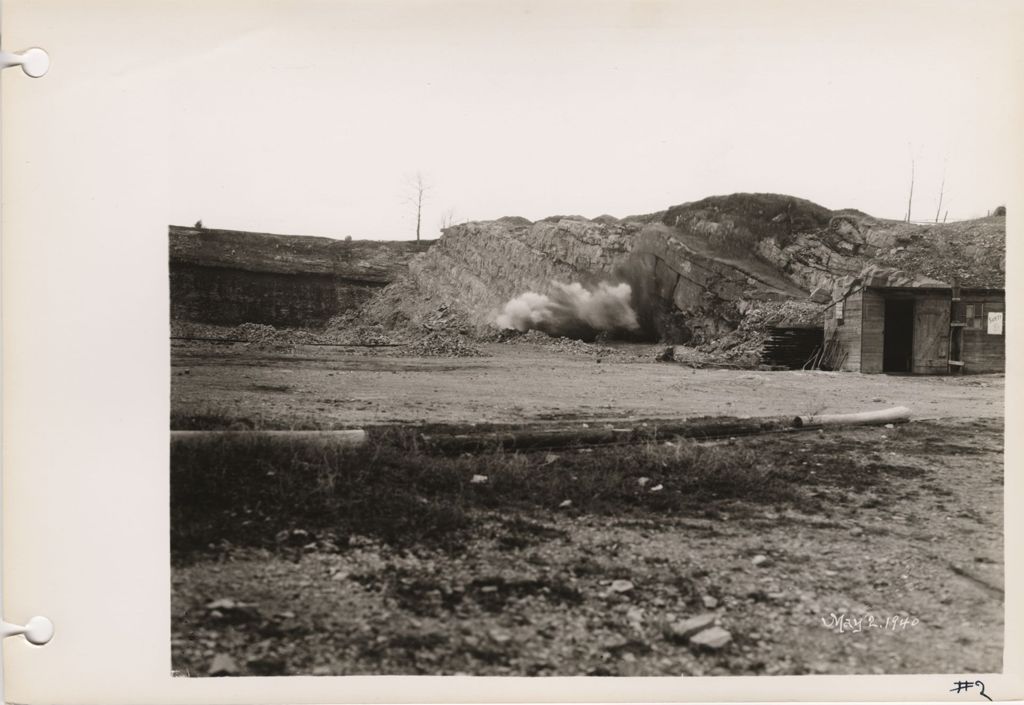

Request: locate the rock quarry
(169, 193), (1005, 349)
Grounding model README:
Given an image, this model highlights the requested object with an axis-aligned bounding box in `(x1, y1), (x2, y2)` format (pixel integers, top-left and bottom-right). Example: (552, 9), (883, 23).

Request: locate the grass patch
(170, 426), (929, 560)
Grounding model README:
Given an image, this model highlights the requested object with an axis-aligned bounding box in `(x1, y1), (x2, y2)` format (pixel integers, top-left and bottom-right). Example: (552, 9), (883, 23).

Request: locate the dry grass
(170, 425), (925, 561)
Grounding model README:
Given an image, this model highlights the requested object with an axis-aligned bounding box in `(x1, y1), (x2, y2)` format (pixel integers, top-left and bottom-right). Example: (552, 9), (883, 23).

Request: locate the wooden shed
(823, 285), (1004, 374)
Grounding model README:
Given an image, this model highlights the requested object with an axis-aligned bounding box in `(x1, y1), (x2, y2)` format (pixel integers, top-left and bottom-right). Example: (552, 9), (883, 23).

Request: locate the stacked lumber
(760, 326), (823, 369)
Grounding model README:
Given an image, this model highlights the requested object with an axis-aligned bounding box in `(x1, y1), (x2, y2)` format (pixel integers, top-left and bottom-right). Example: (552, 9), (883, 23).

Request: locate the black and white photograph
(168, 1), (1010, 678)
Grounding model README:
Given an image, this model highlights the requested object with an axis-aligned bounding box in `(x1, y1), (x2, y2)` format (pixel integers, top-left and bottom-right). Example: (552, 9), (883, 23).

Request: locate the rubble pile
(420, 304), (473, 335)
(227, 323), (293, 345)
(496, 329), (557, 344)
(406, 332), (487, 358)
(736, 300), (824, 332)
(323, 311), (397, 346)
(497, 329), (619, 357)
(171, 319), (395, 347)
(686, 300), (825, 368)
(548, 337), (616, 357)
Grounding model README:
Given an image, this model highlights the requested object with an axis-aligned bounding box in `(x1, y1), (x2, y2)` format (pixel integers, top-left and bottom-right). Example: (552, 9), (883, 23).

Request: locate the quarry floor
(170, 340), (1005, 676)
(170, 341), (1003, 429)
(171, 418), (1004, 676)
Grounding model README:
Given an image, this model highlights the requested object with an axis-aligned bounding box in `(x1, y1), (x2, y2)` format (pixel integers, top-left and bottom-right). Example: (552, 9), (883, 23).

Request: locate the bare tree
(403, 172), (431, 242)
(934, 158), (947, 223)
(439, 207), (457, 231)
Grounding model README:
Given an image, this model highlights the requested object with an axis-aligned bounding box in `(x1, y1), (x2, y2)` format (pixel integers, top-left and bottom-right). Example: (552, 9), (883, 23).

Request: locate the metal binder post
(2, 616), (54, 645)
(1, 43), (51, 649)
(0, 47), (49, 77)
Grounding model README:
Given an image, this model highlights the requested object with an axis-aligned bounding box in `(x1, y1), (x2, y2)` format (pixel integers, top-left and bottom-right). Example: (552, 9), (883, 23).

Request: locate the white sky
(167, 0), (1024, 240)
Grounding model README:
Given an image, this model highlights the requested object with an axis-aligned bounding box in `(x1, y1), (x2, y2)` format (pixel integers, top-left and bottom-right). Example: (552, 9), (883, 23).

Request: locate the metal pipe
(794, 406), (911, 428)
(171, 429), (367, 446)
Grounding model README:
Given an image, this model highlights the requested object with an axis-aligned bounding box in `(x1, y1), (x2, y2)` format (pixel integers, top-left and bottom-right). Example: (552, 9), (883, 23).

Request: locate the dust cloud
(495, 281), (640, 339)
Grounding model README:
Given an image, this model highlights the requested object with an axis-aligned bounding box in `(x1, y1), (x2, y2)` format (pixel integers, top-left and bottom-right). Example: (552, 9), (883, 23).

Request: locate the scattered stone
(311, 665), (333, 676)
(689, 626), (733, 651)
(330, 571), (349, 581)
(637, 476), (651, 487)
(209, 653), (239, 677)
(702, 595), (719, 609)
(558, 499), (573, 508)
(626, 606), (645, 624)
(610, 579), (634, 593)
(649, 484), (664, 492)
(809, 287), (832, 304)
(751, 554), (770, 567)
(204, 598), (261, 624)
(246, 655), (287, 676)
(488, 628), (512, 644)
(470, 474), (488, 484)
(205, 598), (238, 611)
(872, 398), (884, 403)
(603, 634), (630, 651)
(850, 526), (864, 537)
(480, 585), (499, 594)
(668, 613), (717, 642)
(544, 453), (560, 465)
(655, 346), (675, 362)
(275, 528), (312, 547)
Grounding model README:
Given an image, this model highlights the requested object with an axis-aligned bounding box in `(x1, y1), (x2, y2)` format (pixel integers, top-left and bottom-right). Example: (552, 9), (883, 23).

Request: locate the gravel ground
(171, 418), (1003, 677)
(170, 342), (1003, 429)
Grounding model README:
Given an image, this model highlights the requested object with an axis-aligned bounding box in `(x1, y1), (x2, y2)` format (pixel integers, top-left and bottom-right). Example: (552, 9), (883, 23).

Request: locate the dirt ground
(171, 341), (1003, 428)
(170, 341), (1005, 676)
(171, 418), (1003, 676)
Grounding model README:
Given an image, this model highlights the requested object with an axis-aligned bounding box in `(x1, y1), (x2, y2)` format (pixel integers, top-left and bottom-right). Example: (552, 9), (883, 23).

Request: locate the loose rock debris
(406, 332), (486, 358)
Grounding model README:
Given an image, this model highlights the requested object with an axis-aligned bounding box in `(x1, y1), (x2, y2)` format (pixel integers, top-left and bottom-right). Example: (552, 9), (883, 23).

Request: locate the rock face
(169, 226), (431, 328)
(755, 213), (1006, 294)
(363, 217), (642, 332)
(169, 195), (1005, 341)
(371, 194), (1004, 342)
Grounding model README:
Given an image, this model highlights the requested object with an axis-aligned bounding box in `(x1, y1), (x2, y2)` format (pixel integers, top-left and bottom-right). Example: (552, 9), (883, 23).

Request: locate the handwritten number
(975, 680), (991, 702)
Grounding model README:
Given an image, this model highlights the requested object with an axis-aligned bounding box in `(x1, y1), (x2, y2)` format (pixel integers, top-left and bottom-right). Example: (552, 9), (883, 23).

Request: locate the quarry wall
(168, 195), (1005, 343)
(169, 226), (431, 328)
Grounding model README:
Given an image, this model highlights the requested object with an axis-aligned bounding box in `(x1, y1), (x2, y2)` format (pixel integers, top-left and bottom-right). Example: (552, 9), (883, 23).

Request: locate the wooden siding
(824, 289), (863, 371)
(911, 294), (951, 374)
(860, 289), (885, 374)
(960, 294), (1005, 373)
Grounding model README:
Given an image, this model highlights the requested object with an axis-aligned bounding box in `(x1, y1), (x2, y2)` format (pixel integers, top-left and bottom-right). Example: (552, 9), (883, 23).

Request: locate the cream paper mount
(2, 1), (1023, 703)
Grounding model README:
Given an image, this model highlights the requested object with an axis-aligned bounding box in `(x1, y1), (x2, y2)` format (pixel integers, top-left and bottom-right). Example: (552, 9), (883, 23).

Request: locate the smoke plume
(495, 281), (640, 339)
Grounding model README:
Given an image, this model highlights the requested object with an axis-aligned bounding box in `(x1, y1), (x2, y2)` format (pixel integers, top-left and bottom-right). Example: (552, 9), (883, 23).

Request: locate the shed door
(912, 298), (951, 374)
(883, 299), (915, 372)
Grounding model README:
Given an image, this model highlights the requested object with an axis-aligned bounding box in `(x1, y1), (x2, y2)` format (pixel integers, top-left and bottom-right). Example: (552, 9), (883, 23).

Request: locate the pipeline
(421, 407), (911, 454)
(793, 406), (911, 428)
(171, 429), (368, 447)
